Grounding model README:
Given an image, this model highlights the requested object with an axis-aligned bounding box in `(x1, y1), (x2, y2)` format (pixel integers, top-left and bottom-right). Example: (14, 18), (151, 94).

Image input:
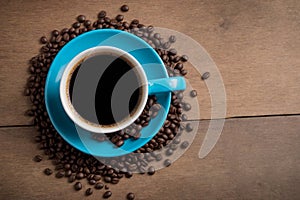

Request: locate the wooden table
(0, 0), (299, 199)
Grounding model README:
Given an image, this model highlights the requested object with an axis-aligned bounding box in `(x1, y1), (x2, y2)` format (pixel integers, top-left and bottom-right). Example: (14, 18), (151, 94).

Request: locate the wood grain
(0, 0), (299, 125)
(1, 116), (299, 199)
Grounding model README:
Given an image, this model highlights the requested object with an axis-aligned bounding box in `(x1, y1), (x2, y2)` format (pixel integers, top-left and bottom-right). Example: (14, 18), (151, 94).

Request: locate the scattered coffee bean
(181, 141), (189, 149)
(201, 72), (210, 80)
(183, 103), (191, 111)
(72, 22), (81, 28)
(84, 20), (92, 27)
(33, 155), (42, 162)
(85, 188), (93, 196)
(104, 176), (111, 183)
(89, 179), (96, 185)
(186, 123), (193, 132)
(77, 15), (86, 23)
(147, 166), (155, 175)
(181, 114), (188, 121)
(95, 182), (104, 190)
(166, 149), (173, 156)
(121, 5), (129, 12)
(52, 30), (59, 36)
(56, 171), (65, 178)
(103, 191), (112, 199)
(105, 185), (109, 190)
(163, 42), (171, 49)
(190, 90), (197, 97)
(44, 168), (53, 175)
(116, 14), (124, 21)
(74, 182), (82, 191)
(127, 192), (135, 200)
(181, 55), (189, 62)
(173, 137), (181, 144)
(98, 10), (106, 18)
(169, 35), (176, 43)
(76, 172), (84, 179)
(68, 174), (76, 183)
(94, 174), (101, 181)
(170, 143), (178, 150)
(164, 159), (172, 167)
(65, 170), (72, 177)
(40, 36), (48, 44)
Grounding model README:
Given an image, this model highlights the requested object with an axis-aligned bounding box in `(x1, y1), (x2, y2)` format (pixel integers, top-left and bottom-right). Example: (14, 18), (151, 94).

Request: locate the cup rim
(59, 46), (148, 134)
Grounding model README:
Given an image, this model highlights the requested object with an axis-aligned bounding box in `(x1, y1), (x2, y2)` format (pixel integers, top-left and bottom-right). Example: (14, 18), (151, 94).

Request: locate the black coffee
(69, 54), (142, 126)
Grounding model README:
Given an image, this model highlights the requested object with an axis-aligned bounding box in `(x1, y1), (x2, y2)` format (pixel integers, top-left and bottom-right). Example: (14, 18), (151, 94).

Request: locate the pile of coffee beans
(92, 95), (161, 147)
(25, 5), (198, 199)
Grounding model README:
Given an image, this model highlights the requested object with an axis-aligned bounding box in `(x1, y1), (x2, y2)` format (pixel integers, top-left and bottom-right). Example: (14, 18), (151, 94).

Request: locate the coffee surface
(69, 54), (141, 126)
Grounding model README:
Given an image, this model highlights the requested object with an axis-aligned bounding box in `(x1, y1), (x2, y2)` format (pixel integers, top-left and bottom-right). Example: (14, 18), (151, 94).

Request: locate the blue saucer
(45, 29), (171, 157)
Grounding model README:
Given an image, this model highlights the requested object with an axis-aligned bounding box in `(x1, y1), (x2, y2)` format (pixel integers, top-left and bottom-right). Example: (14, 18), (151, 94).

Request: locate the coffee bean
(77, 15), (86, 23)
(68, 174), (76, 183)
(131, 19), (139, 25)
(173, 137), (181, 144)
(170, 144), (178, 150)
(116, 140), (124, 147)
(104, 176), (111, 183)
(169, 35), (176, 43)
(181, 69), (187, 76)
(164, 159), (172, 167)
(125, 171), (133, 178)
(72, 22), (80, 29)
(61, 28), (69, 34)
(85, 188), (93, 196)
(74, 182), (82, 191)
(40, 36), (48, 44)
(95, 182), (104, 189)
(34, 155), (42, 162)
(52, 30), (59, 36)
(181, 55), (189, 62)
(163, 42), (171, 49)
(94, 174), (101, 181)
(168, 48), (177, 55)
(166, 149), (173, 156)
(105, 185), (109, 190)
(127, 192), (135, 200)
(62, 33), (69, 42)
(116, 15), (124, 22)
(76, 172), (84, 179)
(183, 103), (191, 111)
(154, 33), (161, 39)
(89, 179), (96, 185)
(175, 63), (183, 70)
(84, 20), (92, 27)
(147, 25), (154, 33)
(121, 5), (129, 12)
(147, 166), (155, 175)
(201, 72), (210, 80)
(55, 35), (62, 43)
(44, 168), (53, 175)
(98, 10), (106, 18)
(103, 191), (112, 199)
(55, 170), (65, 178)
(111, 177), (119, 184)
(186, 123), (193, 132)
(190, 90), (197, 97)
(181, 141), (189, 149)
(65, 169), (72, 177)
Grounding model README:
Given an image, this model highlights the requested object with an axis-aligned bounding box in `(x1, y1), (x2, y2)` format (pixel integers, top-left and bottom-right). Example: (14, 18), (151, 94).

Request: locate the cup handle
(148, 76), (186, 95)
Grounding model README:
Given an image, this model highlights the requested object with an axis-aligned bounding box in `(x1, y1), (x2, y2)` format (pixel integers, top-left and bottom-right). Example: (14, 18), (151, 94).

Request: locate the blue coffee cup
(60, 46), (186, 134)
